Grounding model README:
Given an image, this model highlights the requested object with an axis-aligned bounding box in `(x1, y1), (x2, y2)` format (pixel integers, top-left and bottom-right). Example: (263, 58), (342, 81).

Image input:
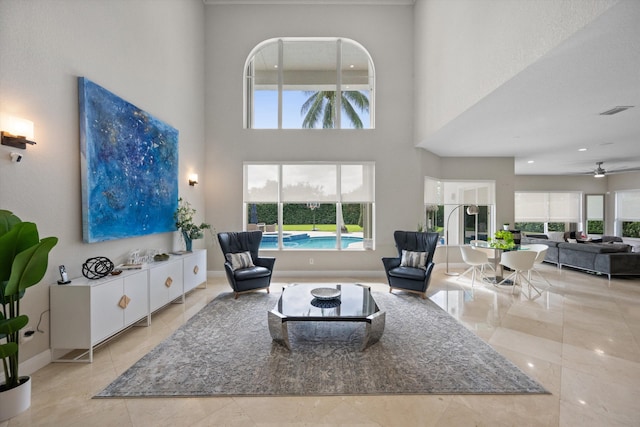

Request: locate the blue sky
(253, 90), (370, 129)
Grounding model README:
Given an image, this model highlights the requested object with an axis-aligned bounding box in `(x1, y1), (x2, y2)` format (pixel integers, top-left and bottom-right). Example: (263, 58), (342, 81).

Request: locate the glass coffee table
(268, 283), (385, 351)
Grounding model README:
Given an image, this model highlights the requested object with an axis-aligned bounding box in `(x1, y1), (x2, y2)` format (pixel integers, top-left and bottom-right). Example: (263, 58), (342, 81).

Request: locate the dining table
(472, 244), (531, 285)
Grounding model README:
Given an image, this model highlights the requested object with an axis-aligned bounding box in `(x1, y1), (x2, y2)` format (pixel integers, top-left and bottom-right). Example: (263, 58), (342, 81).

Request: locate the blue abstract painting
(79, 77), (179, 243)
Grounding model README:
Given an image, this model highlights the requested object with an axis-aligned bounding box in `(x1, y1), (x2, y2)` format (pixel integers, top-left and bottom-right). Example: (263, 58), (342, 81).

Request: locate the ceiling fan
(589, 161), (640, 178)
(593, 162), (607, 178)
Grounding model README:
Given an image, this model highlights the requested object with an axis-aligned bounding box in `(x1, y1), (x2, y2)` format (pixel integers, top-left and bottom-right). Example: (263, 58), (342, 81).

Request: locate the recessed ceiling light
(578, 148), (587, 152)
(349, 64), (355, 68)
(273, 65), (278, 69)
(527, 160), (534, 164)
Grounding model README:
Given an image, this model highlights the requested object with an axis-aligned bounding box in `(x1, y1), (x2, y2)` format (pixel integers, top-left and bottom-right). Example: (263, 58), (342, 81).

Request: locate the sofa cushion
(548, 231), (566, 242)
(389, 266), (427, 280)
(523, 233), (548, 239)
(557, 242), (630, 254)
(234, 265), (271, 280)
(522, 237), (560, 248)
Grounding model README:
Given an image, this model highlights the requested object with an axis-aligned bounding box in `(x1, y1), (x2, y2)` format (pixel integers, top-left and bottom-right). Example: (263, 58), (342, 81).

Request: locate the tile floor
(3, 263), (640, 426)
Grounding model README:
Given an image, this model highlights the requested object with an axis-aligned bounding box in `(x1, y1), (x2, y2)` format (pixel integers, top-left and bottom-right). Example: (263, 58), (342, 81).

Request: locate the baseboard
(20, 349), (51, 376)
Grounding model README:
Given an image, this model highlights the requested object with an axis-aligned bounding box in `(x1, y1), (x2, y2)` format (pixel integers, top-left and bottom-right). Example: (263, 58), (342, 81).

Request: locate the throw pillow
(226, 251), (255, 271)
(400, 250), (428, 270)
(547, 231), (565, 242)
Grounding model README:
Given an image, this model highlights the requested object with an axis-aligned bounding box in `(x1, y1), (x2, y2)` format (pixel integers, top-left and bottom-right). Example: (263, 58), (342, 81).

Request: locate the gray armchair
(382, 231), (439, 299)
(217, 231), (276, 298)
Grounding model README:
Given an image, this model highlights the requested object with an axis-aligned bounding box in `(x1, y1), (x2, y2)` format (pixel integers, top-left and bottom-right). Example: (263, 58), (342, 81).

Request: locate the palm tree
(301, 90), (369, 128)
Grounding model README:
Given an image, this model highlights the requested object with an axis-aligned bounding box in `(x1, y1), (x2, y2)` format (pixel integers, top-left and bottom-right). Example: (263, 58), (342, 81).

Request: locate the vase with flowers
(173, 198), (211, 252)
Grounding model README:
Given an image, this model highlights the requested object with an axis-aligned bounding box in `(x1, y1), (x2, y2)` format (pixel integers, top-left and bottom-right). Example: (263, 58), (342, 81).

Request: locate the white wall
(0, 0), (205, 363)
(413, 0), (618, 145)
(204, 4), (418, 274)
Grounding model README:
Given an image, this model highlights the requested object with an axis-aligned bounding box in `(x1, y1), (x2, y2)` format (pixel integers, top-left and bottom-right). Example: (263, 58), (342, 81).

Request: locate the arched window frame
(244, 37), (375, 129)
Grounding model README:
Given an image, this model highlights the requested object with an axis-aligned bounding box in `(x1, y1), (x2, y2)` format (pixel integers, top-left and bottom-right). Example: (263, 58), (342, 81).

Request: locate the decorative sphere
(82, 256), (114, 280)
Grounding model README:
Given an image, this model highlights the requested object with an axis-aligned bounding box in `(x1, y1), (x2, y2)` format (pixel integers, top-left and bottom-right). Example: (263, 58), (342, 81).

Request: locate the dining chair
(470, 240), (497, 272)
(523, 244), (553, 286)
(497, 250), (540, 297)
(458, 245), (491, 288)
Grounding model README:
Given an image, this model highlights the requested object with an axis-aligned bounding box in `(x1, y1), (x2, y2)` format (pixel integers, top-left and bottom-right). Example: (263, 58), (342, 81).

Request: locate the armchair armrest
(255, 256), (276, 271)
(382, 257), (401, 271)
(424, 262), (435, 280)
(223, 261), (234, 273)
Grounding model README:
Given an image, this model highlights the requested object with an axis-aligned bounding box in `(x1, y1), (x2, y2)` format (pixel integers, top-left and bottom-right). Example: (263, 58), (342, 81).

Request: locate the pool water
(260, 234), (363, 249)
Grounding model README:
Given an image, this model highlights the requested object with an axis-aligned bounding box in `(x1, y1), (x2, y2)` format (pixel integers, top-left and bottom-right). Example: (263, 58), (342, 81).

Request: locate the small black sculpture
(82, 256), (114, 280)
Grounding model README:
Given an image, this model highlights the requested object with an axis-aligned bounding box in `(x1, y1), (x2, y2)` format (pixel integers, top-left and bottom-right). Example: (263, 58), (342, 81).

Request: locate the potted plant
(489, 229), (516, 250)
(173, 198), (211, 252)
(503, 223), (510, 230)
(0, 210), (58, 421)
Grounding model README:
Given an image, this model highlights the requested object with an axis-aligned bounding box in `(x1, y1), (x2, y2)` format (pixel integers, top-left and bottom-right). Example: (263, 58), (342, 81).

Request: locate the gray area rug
(95, 288), (548, 397)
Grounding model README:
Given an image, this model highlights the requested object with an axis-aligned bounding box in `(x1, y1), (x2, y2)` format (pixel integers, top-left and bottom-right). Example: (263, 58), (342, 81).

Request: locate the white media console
(50, 249), (206, 362)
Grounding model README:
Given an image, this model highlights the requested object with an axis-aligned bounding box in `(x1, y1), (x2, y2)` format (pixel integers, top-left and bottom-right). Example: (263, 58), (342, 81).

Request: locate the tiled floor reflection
(4, 263), (639, 426)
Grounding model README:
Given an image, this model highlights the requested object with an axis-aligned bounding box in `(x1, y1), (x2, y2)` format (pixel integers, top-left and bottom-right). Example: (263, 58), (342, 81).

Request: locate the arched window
(244, 38), (375, 129)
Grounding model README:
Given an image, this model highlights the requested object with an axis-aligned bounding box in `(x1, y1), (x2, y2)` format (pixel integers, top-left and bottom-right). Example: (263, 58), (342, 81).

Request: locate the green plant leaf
(0, 210), (21, 236)
(0, 222), (40, 282)
(4, 236), (58, 297)
(0, 342), (18, 359)
(0, 314), (28, 335)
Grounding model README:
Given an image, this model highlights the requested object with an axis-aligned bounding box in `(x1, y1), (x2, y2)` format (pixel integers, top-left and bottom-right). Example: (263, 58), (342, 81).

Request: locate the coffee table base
(267, 310), (291, 349)
(268, 309), (385, 351)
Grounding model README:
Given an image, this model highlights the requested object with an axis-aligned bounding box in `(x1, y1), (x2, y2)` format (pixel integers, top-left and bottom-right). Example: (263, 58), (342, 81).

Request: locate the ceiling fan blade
(606, 166), (640, 174)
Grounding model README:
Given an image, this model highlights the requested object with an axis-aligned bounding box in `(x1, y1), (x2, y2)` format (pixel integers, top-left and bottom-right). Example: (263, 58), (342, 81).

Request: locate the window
(514, 192), (581, 234)
(244, 162), (375, 250)
(244, 38), (375, 129)
(585, 194), (604, 235)
(615, 190), (640, 238)
(424, 178), (496, 244)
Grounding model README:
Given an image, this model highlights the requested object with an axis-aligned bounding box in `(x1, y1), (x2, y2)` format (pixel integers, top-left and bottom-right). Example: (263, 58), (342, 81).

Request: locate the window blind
(424, 178), (495, 205)
(244, 164), (279, 202)
(616, 190), (640, 221)
(515, 192), (581, 222)
(586, 195), (604, 220)
(245, 162), (375, 203)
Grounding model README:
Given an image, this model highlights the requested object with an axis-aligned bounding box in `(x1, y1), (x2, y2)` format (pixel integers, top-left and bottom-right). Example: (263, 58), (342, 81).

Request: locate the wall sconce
(0, 113), (36, 149)
(188, 173), (198, 186)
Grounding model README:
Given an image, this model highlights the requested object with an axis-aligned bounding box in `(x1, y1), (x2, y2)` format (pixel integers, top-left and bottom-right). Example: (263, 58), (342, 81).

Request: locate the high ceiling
(204, 0), (414, 4)
(205, 0), (640, 177)
(417, 1), (640, 176)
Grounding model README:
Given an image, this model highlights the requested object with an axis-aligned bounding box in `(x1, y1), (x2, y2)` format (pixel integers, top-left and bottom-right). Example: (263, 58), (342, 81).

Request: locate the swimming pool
(260, 233), (363, 249)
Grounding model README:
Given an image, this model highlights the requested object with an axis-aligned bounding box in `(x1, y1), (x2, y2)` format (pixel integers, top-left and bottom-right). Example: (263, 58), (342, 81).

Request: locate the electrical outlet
(309, 258), (314, 265)
(20, 327), (36, 344)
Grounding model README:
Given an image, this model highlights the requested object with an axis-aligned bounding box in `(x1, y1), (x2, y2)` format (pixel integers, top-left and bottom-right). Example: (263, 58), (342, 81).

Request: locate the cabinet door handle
(165, 277), (173, 288)
(118, 295), (131, 309)
(193, 265), (199, 275)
